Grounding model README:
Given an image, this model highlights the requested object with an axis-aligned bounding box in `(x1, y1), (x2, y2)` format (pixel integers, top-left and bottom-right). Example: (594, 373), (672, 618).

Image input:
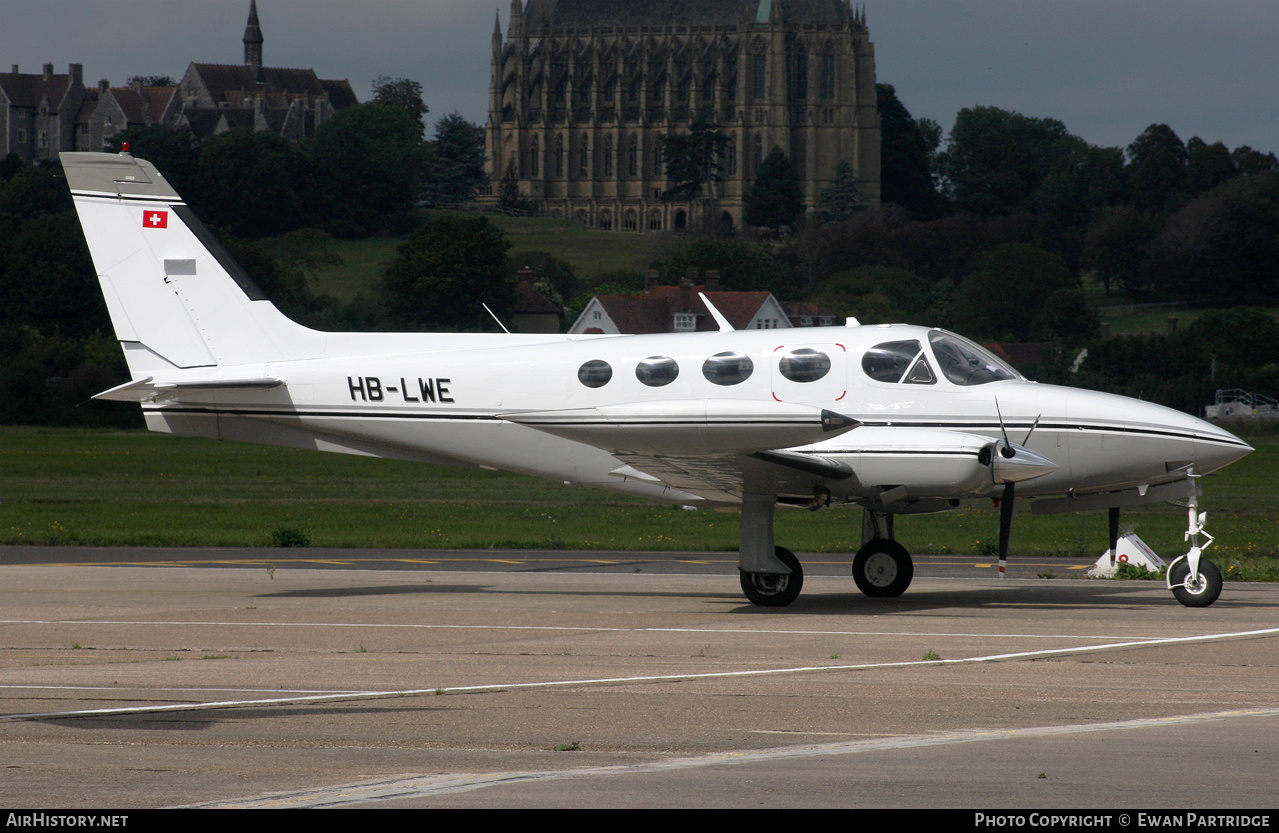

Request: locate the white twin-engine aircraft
(63, 150), (1253, 608)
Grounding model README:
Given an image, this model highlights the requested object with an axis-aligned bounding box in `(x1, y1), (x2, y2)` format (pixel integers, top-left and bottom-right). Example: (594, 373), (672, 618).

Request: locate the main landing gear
(739, 546), (803, 607)
(852, 539), (914, 598)
(736, 497), (914, 607)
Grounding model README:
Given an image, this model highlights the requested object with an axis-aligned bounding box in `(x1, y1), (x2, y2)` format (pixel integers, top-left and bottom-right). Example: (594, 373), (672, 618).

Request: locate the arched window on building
(530, 135), (539, 177)
(793, 43), (808, 101)
(821, 42), (837, 101)
(603, 136), (613, 177)
(750, 38), (767, 100)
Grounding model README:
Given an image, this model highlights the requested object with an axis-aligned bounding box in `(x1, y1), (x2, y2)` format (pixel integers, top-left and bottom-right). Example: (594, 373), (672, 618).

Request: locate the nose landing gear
(1166, 471), (1223, 608)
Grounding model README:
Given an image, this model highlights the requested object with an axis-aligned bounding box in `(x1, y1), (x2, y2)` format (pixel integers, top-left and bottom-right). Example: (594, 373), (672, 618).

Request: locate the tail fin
(62, 151), (323, 376)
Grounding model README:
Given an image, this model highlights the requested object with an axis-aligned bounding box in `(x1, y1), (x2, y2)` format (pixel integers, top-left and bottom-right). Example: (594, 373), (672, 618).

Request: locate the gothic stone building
(487, 0), (879, 233)
(3, 3), (355, 162)
(171, 1), (357, 142)
(0, 63), (88, 164)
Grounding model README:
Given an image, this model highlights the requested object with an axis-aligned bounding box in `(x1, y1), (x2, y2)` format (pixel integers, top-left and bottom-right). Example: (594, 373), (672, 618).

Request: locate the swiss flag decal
(143, 210), (168, 229)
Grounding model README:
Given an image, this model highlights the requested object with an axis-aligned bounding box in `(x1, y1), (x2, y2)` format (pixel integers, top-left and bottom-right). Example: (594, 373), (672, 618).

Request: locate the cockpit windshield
(927, 330), (1021, 386)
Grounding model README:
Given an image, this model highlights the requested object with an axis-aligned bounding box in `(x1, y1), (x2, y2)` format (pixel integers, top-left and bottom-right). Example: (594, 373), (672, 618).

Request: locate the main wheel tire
(852, 539), (914, 598)
(739, 546), (804, 607)
(1170, 558), (1223, 608)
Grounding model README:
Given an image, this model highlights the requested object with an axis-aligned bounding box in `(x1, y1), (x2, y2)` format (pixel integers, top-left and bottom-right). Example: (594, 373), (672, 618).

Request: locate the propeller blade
(1109, 506), (1121, 568)
(994, 397), (1012, 454)
(998, 481), (1015, 578)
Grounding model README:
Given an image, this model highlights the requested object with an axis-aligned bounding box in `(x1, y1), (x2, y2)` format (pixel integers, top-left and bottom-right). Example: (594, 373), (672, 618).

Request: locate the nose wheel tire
(852, 539), (914, 598)
(740, 546), (803, 607)
(1169, 558), (1223, 608)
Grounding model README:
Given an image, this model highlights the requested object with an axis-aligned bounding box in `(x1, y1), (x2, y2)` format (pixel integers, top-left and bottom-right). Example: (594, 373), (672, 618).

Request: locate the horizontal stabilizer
(94, 376), (283, 402)
(501, 400), (859, 455)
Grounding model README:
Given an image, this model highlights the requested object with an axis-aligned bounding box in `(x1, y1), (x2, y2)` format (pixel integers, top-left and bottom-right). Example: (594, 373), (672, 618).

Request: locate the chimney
(11, 65), (18, 74)
(643, 269), (659, 293)
(99, 79), (110, 94)
(43, 62), (54, 80)
(69, 64), (83, 84)
(681, 267), (698, 287)
(704, 270), (721, 291)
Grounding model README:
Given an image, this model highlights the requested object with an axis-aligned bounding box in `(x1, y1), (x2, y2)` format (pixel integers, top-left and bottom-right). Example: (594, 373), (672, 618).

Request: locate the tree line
(0, 78), (493, 425)
(1, 77), (1277, 425)
(625, 84), (1279, 411)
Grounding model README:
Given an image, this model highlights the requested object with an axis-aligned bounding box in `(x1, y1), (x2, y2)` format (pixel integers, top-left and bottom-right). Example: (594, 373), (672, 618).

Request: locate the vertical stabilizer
(62, 151), (323, 376)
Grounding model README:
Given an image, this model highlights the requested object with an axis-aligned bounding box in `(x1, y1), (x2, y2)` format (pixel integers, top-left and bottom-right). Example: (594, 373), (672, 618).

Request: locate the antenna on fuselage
(483, 303), (511, 334)
(698, 292), (735, 332)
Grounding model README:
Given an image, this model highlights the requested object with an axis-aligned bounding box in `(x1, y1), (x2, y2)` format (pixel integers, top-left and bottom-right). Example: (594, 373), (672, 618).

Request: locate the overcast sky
(4, 0), (1276, 154)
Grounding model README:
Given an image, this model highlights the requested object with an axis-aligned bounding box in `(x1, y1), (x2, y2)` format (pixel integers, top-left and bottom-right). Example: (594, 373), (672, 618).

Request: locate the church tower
(243, 0), (264, 74)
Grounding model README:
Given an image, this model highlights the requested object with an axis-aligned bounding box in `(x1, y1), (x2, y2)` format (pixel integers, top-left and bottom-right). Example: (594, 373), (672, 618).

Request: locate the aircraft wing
(502, 399), (860, 503)
(509, 403), (1057, 509)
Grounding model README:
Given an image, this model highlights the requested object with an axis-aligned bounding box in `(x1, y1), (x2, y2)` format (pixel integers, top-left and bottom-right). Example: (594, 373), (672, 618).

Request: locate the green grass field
(1096, 304), (1279, 336)
(492, 214), (675, 278)
(309, 214), (674, 303)
(1, 426), (1275, 579)
(309, 237), (402, 304)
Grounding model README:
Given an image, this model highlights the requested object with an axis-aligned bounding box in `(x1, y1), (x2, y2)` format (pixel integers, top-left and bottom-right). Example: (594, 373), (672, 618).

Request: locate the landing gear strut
(737, 493), (804, 607)
(1166, 472), (1223, 607)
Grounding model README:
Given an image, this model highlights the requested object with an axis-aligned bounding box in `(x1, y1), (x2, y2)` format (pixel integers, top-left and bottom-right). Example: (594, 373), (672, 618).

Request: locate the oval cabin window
(777, 348), (831, 383)
(578, 359), (613, 388)
(702, 352), (754, 386)
(635, 356), (680, 387)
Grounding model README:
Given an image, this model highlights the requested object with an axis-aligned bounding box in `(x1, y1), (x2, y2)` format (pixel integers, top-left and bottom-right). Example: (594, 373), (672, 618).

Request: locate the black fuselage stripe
(805, 450), (982, 457)
(141, 408), (1246, 447)
(855, 420), (1248, 447)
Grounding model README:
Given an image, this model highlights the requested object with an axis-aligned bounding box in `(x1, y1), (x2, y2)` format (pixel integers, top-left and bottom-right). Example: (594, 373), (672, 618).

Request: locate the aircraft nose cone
(992, 443), (1059, 484)
(1194, 423), (1253, 473)
(1122, 397), (1253, 475)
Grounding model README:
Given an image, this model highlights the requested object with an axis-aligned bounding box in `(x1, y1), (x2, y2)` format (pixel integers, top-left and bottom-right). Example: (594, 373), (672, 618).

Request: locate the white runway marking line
(184, 706), (1279, 808)
(0, 684), (367, 695)
(0, 617), (1198, 640)
(2, 626), (1276, 723)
